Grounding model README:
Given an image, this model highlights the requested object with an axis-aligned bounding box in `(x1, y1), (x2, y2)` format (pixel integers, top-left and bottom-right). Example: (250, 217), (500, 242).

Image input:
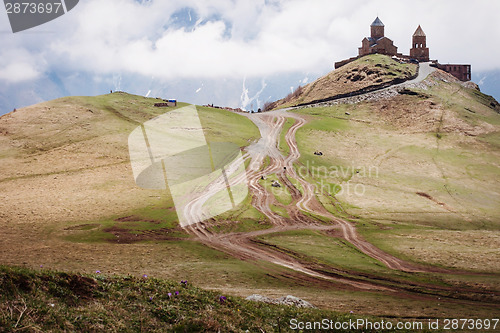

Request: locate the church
(358, 17), (398, 57)
(334, 17), (470, 81)
(358, 17), (429, 62)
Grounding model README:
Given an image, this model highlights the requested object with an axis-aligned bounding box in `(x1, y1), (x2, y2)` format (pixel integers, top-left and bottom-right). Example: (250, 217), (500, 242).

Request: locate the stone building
(409, 25), (429, 62)
(436, 64), (471, 81)
(358, 17), (398, 57)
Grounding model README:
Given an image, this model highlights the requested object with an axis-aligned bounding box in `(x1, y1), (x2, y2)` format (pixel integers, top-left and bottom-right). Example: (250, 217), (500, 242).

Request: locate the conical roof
(413, 25), (426, 37)
(371, 17), (384, 27)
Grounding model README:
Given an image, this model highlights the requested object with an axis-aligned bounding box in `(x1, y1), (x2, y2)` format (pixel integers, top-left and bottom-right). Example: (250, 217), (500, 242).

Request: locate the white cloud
(0, 62), (40, 83)
(0, 0), (499, 85)
(0, 48), (43, 83)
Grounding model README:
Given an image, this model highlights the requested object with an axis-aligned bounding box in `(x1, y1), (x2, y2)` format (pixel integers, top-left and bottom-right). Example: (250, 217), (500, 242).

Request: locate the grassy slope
(3, 265), (397, 333)
(1, 71), (499, 322)
(272, 54), (417, 109)
(292, 70), (500, 275)
(278, 117), (296, 156)
(0, 93), (294, 299)
(4, 93), (456, 319)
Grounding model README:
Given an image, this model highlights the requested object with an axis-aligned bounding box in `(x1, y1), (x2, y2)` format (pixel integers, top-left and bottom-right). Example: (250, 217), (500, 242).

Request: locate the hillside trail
(281, 62), (435, 111)
(182, 64), (450, 290)
(183, 111), (388, 290)
(242, 110), (438, 273)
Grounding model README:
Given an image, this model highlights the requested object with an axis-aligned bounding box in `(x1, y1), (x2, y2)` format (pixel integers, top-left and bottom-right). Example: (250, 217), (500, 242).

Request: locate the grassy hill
(269, 54), (417, 109)
(1, 66), (500, 325)
(290, 69), (500, 274)
(0, 93), (282, 306)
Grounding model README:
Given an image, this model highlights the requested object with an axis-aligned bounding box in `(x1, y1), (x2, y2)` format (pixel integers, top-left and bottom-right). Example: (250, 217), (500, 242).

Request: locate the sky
(0, 0), (499, 113)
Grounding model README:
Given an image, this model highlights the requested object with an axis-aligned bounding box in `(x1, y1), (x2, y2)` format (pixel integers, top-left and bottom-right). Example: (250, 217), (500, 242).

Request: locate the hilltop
(268, 54), (417, 109)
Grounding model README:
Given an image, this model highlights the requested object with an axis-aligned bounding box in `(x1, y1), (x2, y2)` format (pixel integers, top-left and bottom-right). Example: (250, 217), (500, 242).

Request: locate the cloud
(0, 48), (43, 83)
(0, 62), (40, 83)
(0, 0), (499, 85)
(45, 0), (334, 79)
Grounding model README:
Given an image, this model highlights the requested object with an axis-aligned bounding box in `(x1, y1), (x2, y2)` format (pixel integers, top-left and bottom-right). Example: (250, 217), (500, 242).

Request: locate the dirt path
(177, 105), (500, 305)
(260, 111), (440, 273)
(178, 63), (492, 294)
(181, 111), (390, 290)
(179, 107), (443, 292)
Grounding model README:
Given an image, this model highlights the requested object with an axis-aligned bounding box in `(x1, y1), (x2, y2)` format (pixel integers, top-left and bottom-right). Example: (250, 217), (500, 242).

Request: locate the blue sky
(1, 0), (499, 114)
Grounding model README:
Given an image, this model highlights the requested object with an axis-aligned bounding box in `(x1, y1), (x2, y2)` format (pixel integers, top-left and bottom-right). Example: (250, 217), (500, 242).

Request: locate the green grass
(258, 230), (388, 274)
(197, 105), (260, 147)
(286, 174), (304, 195)
(208, 193), (271, 234)
(62, 195), (187, 243)
(255, 229), (484, 290)
(294, 110), (354, 187)
(305, 117), (349, 132)
(3, 265), (411, 333)
(259, 229), (373, 274)
(11, 93), (259, 157)
(278, 117), (296, 156)
(270, 204), (290, 219)
(259, 173), (293, 206)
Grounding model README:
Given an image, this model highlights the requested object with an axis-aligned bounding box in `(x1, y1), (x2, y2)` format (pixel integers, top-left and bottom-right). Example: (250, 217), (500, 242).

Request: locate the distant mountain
(474, 69), (500, 102)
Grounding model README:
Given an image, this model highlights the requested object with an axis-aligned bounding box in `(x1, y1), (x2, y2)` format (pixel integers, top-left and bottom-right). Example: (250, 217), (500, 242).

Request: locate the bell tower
(410, 25), (429, 62)
(370, 17), (384, 40)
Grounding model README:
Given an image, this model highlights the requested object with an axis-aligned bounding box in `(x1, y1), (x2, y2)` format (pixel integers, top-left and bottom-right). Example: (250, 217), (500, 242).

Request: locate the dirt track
(177, 104), (482, 295)
(174, 69), (500, 302)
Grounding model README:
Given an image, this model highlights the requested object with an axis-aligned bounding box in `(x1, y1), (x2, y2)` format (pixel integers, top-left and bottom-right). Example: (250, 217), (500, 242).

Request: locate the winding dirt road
(182, 111), (389, 290)
(246, 111), (435, 273)
(177, 104), (500, 309)
(179, 105), (458, 295)
(178, 65), (500, 304)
